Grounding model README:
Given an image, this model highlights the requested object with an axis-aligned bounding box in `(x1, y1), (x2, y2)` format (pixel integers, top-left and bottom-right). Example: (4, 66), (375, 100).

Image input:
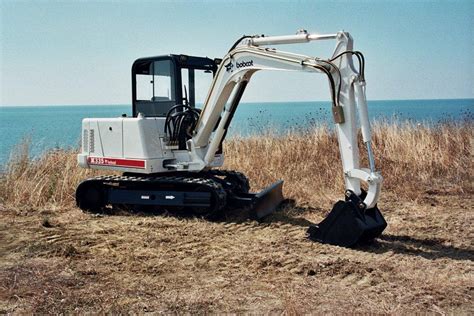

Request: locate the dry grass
(1, 121), (472, 209)
(0, 142), (109, 209)
(225, 121), (473, 206)
(0, 122), (473, 313)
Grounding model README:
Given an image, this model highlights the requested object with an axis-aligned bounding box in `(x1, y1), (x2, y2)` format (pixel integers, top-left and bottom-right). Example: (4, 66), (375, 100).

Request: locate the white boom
(183, 31), (381, 208)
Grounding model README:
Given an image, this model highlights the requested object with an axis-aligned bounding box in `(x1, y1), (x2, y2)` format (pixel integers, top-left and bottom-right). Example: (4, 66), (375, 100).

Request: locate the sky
(0, 0), (473, 106)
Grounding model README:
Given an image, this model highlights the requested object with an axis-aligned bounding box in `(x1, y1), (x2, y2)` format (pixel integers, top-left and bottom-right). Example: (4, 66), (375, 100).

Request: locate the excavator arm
(187, 31), (382, 210)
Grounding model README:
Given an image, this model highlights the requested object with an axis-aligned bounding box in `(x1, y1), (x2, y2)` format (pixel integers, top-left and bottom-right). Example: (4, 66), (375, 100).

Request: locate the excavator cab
(131, 55), (218, 117)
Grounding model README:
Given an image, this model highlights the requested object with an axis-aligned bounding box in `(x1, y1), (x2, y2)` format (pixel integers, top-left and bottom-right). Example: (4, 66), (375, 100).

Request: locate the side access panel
(96, 119), (123, 157)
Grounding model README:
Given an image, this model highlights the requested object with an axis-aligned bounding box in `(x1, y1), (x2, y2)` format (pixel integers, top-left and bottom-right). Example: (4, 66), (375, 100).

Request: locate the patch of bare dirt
(0, 193), (473, 313)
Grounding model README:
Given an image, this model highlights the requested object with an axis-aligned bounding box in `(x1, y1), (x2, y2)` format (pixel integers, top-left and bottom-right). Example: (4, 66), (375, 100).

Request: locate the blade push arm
(186, 31), (382, 208)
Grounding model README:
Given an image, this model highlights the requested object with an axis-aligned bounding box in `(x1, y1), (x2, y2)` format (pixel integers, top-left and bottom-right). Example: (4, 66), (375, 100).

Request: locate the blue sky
(1, 0), (473, 106)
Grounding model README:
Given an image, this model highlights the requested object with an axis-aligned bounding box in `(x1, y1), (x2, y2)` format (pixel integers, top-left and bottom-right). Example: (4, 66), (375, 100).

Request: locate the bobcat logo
(224, 61), (234, 72)
(236, 60), (254, 68)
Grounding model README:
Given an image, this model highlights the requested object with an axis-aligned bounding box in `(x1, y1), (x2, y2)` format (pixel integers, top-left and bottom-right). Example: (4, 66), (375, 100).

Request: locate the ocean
(0, 99), (472, 166)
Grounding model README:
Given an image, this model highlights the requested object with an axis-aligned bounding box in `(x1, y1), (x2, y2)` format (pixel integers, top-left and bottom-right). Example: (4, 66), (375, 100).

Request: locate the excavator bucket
(307, 190), (387, 247)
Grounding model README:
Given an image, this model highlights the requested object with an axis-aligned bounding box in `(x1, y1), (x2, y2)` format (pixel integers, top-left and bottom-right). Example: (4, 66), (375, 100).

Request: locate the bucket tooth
(307, 190), (387, 247)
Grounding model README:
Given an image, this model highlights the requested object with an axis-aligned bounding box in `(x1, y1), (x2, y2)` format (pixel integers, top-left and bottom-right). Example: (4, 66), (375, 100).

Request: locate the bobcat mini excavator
(76, 30), (387, 247)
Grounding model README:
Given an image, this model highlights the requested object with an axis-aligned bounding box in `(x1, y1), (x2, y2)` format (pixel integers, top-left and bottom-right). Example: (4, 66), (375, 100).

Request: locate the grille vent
(83, 129), (88, 152)
(89, 129), (95, 153)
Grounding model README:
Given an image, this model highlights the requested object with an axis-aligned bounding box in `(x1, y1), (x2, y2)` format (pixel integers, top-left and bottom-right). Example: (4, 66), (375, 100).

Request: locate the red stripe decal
(87, 157), (145, 169)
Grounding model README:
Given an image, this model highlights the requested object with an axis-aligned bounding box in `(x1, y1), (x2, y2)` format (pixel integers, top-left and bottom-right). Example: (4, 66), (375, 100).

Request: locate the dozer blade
(251, 180), (284, 219)
(307, 190), (387, 247)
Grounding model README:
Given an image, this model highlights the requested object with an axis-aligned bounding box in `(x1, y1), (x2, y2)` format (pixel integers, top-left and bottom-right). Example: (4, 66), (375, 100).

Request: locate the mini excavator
(76, 30), (387, 247)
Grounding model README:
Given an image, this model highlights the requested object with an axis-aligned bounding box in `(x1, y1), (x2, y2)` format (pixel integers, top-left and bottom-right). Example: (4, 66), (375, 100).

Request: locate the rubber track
(78, 174), (227, 213)
(207, 169), (251, 193)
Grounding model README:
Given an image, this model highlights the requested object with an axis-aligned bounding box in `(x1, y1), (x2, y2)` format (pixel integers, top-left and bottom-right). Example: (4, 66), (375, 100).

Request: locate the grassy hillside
(1, 121), (471, 208)
(0, 122), (473, 313)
